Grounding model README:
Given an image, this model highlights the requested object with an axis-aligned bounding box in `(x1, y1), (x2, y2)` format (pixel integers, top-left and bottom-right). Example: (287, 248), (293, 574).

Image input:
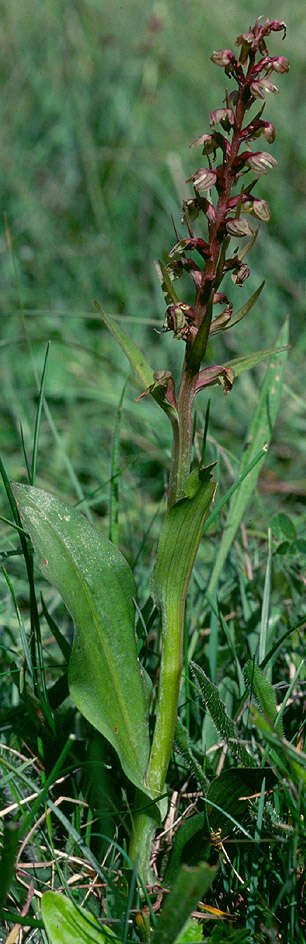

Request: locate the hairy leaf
(191, 662), (254, 767)
(246, 661), (283, 734)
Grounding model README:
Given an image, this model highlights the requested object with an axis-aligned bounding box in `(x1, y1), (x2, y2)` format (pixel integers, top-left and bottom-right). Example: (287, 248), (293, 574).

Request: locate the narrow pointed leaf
(96, 301), (178, 423)
(210, 280), (265, 336)
(96, 301), (155, 389)
(13, 484), (150, 794)
(208, 319), (289, 595)
(150, 861), (218, 944)
(41, 891), (118, 943)
(223, 342), (288, 378)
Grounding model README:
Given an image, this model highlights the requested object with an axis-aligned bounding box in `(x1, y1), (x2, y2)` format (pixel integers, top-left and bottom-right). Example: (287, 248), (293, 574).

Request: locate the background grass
(0, 1), (305, 941)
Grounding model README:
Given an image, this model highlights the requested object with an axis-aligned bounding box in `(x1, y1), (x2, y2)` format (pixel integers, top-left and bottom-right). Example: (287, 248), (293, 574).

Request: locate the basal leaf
(41, 891), (118, 943)
(13, 484), (150, 794)
(146, 469), (215, 796)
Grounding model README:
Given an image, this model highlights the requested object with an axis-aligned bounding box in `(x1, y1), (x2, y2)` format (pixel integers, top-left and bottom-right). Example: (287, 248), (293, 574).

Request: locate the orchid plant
(12, 16), (289, 900)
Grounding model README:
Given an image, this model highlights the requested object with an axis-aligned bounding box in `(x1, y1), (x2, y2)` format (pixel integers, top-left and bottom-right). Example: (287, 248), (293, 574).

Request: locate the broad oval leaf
(41, 891), (118, 943)
(13, 484), (150, 794)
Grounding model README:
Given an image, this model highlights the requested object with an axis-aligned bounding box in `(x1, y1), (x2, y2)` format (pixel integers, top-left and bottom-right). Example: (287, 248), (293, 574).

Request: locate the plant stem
(146, 595), (184, 796)
(129, 594), (185, 882)
(128, 792), (160, 885)
(168, 359), (198, 508)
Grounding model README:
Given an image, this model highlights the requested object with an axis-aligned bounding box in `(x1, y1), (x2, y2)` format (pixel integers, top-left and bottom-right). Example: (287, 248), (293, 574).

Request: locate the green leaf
(13, 484), (150, 794)
(207, 319), (289, 595)
(41, 891), (118, 943)
(210, 281), (265, 336)
(150, 861), (218, 944)
(223, 342), (288, 379)
(271, 512), (297, 542)
(245, 661), (283, 734)
(165, 811), (208, 885)
(0, 822), (19, 910)
(152, 469), (215, 612)
(250, 710), (306, 787)
(96, 301), (178, 423)
(174, 918), (203, 942)
(143, 469), (216, 799)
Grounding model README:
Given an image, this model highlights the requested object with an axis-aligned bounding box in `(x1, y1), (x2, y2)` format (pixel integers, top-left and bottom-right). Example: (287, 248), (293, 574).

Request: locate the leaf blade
(13, 484), (150, 794)
(96, 301), (178, 423)
(150, 861), (218, 944)
(41, 891), (118, 943)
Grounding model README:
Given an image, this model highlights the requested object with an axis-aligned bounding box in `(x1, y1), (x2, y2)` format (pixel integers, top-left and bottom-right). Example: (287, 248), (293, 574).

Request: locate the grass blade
(259, 527), (272, 664)
(109, 379), (127, 546)
(207, 319), (289, 596)
(1, 566), (33, 682)
(31, 341), (50, 485)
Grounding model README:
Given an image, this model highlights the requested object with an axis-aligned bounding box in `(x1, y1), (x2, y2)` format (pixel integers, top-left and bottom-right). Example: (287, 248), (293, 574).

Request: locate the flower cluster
(157, 17), (289, 377)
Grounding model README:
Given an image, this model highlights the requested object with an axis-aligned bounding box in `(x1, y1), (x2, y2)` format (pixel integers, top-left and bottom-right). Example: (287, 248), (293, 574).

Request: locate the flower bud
(270, 55), (290, 73)
(181, 198), (200, 224)
(263, 122), (275, 143)
(186, 167), (217, 192)
(250, 81), (266, 100)
(209, 108), (234, 129)
(231, 264), (250, 285)
(226, 218), (253, 237)
(165, 303), (194, 340)
(190, 133), (213, 149)
(246, 151), (277, 175)
(228, 90), (239, 106)
(253, 198), (271, 222)
(260, 77), (279, 94)
(268, 20), (287, 37)
(210, 48), (235, 67)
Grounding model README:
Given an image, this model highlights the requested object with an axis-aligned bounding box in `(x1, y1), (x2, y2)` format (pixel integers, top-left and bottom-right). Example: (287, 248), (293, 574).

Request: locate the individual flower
(246, 151), (277, 175)
(269, 55), (290, 73)
(186, 167), (217, 192)
(210, 48), (236, 67)
(252, 198), (271, 222)
(226, 218), (253, 237)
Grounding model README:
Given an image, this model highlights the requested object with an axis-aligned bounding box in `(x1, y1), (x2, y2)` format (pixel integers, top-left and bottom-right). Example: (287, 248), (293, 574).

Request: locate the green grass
(0, 1), (305, 941)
